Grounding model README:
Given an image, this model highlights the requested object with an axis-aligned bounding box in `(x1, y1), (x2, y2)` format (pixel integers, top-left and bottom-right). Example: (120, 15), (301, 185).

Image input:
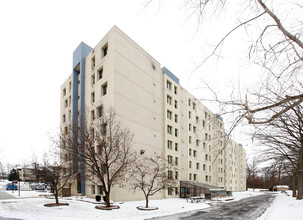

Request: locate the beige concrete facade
(60, 26), (246, 202)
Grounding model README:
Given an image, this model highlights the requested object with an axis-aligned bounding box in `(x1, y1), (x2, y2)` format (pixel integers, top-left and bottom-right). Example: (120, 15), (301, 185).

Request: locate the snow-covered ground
(1, 181), (303, 220)
(258, 191), (303, 220)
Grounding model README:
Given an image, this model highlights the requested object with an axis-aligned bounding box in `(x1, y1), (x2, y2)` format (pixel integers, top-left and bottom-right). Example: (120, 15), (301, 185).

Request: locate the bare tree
(130, 154), (178, 209)
(0, 162), (6, 182)
(147, 0), (303, 127)
(254, 103), (303, 199)
(62, 110), (137, 208)
(39, 141), (73, 206)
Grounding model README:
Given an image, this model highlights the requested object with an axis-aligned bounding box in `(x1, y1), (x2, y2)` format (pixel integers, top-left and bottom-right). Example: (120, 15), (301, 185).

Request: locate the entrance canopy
(180, 181), (227, 198)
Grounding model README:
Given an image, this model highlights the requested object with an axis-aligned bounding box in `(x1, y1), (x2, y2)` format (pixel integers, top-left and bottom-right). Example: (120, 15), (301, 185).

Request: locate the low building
(273, 185), (289, 191)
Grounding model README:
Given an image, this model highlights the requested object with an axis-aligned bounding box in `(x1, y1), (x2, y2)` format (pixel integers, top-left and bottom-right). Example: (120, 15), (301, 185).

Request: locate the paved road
(0, 187), (21, 220)
(150, 193), (276, 220)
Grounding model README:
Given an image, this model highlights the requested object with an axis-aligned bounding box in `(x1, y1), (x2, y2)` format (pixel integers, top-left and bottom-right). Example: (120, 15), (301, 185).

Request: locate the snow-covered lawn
(0, 197), (210, 220)
(0, 190), (263, 220)
(258, 191), (303, 220)
(1, 185), (302, 220)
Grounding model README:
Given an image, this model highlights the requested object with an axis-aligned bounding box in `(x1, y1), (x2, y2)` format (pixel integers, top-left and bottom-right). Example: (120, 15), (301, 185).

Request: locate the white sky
(0, 0), (260, 166)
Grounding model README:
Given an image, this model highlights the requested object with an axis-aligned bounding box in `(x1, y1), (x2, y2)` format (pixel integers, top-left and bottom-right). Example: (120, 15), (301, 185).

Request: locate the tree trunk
(105, 191), (110, 207)
(297, 173), (303, 200)
(145, 195), (149, 208)
(55, 188), (59, 204)
(297, 149), (303, 200)
(292, 175), (297, 197)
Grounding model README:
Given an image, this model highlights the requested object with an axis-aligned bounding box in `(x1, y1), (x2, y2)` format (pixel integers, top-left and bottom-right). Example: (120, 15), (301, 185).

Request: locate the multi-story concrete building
(60, 26), (246, 201)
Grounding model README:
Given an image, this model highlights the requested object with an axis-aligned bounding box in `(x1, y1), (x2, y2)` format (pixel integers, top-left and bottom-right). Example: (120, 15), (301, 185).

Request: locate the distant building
(273, 185), (289, 191)
(17, 168), (37, 182)
(60, 26), (246, 201)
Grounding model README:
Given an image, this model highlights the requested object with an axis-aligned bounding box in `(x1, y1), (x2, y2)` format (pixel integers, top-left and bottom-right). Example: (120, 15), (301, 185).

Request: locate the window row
(189, 174), (212, 182)
(91, 44), (108, 70)
(167, 187), (179, 196)
(167, 140), (179, 151)
(188, 98), (196, 110)
(167, 155), (179, 166)
(166, 80), (178, 95)
(167, 95), (178, 108)
(167, 170), (178, 180)
(91, 67), (104, 86)
(91, 82), (108, 104)
(167, 125), (178, 137)
(90, 105), (104, 121)
(167, 110), (178, 123)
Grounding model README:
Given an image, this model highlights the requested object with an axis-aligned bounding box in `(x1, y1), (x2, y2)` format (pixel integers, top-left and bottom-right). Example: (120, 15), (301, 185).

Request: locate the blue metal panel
(71, 70), (79, 174)
(162, 67), (179, 84)
(71, 42), (92, 196)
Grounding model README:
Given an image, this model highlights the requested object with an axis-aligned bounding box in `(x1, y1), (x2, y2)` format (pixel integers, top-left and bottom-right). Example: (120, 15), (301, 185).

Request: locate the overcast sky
(0, 0), (260, 166)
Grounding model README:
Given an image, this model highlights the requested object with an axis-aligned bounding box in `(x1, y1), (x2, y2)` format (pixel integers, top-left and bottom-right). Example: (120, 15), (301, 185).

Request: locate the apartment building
(60, 26), (246, 202)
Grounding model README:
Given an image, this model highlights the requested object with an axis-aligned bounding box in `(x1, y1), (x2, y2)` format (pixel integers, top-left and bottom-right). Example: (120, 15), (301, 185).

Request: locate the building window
(102, 83), (107, 96)
(167, 140), (172, 149)
(63, 88), (66, 96)
(102, 44), (108, 57)
(98, 67), (103, 80)
(97, 105), (103, 118)
(193, 126), (196, 133)
(189, 149), (192, 156)
(188, 99), (191, 106)
(196, 139), (199, 147)
(167, 125), (172, 134)
(168, 187), (173, 195)
(196, 163), (200, 170)
(91, 110), (95, 121)
(193, 102), (196, 110)
(167, 110), (172, 120)
(189, 161), (192, 168)
(189, 173), (192, 180)
(174, 100), (178, 109)
(196, 116), (199, 124)
(65, 99), (68, 108)
(189, 136), (192, 144)
(203, 120), (205, 127)
(168, 171), (173, 179)
(175, 171), (179, 179)
(174, 114), (178, 123)
(203, 164), (206, 171)
(168, 155), (173, 164)
(69, 82), (71, 92)
(209, 166), (211, 172)
(91, 185), (95, 195)
(97, 145), (103, 155)
(62, 114), (66, 123)
(91, 56), (95, 69)
(175, 143), (178, 151)
(193, 150), (196, 157)
(205, 154), (208, 161)
(189, 111), (191, 119)
(91, 74), (95, 86)
(175, 128), (178, 137)
(206, 175), (208, 182)
(101, 123), (107, 135)
(174, 86), (177, 95)
(175, 157), (178, 165)
(194, 174), (197, 181)
(167, 81), (172, 90)
(189, 124), (192, 131)
(167, 95), (172, 105)
(91, 92), (95, 103)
